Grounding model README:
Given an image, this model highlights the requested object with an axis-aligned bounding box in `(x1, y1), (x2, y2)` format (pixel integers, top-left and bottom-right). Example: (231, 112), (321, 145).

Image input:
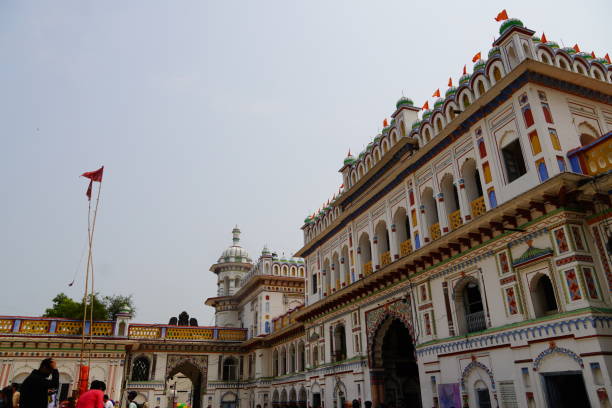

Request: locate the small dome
(499, 18), (524, 35)
(445, 86), (457, 98)
(532, 36), (541, 43)
(562, 47), (576, 55)
(594, 58), (609, 65)
(358, 151), (366, 159)
(343, 152), (356, 166)
(422, 110), (433, 120)
(373, 134), (382, 143)
(576, 51), (591, 60)
(459, 73), (472, 86)
(396, 96), (414, 109)
(545, 41), (559, 49)
(366, 142), (374, 151)
(303, 216), (313, 224)
(473, 59), (486, 72)
(434, 98), (445, 110)
(262, 245), (271, 255)
(488, 47), (501, 58)
(218, 226), (252, 263)
(411, 120), (422, 130)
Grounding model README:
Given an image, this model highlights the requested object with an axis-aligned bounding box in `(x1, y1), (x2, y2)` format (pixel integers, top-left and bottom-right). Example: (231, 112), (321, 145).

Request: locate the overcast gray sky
(1, 0), (609, 325)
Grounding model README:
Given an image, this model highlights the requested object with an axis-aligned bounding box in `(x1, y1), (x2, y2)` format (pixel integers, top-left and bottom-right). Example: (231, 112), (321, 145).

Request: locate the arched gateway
(165, 355), (208, 408)
(366, 300), (421, 407)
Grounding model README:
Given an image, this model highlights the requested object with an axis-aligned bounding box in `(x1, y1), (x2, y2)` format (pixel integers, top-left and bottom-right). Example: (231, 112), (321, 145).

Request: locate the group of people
(2, 358), (138, 408)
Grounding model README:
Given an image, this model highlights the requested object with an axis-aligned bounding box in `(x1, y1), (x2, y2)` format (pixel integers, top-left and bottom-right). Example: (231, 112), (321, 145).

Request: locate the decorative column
(435, 192), (450, 235)
(456, 178), (471, 222)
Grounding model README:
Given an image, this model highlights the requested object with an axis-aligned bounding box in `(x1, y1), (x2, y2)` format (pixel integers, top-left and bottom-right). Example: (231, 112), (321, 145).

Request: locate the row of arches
(271, 386), (307, 408)
(272, 264), (305, 277)
(536, 44), (612, 83)
(272, 340), (306, 377)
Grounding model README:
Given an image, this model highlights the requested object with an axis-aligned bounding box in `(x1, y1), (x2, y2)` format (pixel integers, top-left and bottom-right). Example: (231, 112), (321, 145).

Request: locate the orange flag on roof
(432, 89), (440, 98)
(606, 53), (611, 64)
(462, 65), (467, 75)
(541, 33), (547, 43)
(421, 101), (429, 111)
(472, 52), (481, 63)
(573, 44), (580, 53)
(448, 77), (453, 87)
(591, 51), (596, 59)
(494, 9), (508, 22)
(383, 118), (388, 127)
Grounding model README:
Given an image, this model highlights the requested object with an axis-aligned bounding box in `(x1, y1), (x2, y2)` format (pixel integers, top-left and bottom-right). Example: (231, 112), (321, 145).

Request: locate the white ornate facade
(1, 16), (612, 408)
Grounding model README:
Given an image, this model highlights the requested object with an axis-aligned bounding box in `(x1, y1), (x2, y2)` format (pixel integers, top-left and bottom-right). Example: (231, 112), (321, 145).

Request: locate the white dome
(217, 226), (252, 263)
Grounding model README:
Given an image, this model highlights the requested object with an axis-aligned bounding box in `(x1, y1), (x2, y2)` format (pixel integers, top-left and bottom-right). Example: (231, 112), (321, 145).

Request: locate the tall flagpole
(87, 181), (103, 368)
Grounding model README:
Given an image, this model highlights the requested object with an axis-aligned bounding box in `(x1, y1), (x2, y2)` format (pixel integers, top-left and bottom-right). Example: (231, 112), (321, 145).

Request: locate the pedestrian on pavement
(19, 358), (59, 408)
(103, 396), (113, 408)
(126, 392), (137, 408)
(76, 381), (106, 408)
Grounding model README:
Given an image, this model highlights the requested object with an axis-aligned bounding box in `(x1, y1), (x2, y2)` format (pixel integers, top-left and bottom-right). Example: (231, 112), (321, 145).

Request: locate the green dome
(562, 47), (576, 55)
(594, 58), (609, 65)
(532, 36), (541, 43)
(343, 154), (356, 166)
(488, 47), (501, 58)
(382, 126), (391, 135)
(411, 120), (422, 130)
(445, 87), (457, 98)
(434, 98), (445, 109)
(390, 118), (396, 126)
(459, 73), (472, 86)
(304, 216), (313, 224)
(358, 151), (365, 159)
(576, 52), (592, 60)
(422, 110), (433, 120)
(366, 142), (374, 152)
(473, 59), (486, 71)
(499, 18), (524, 35)
(373, 134), (382, 143)
(396, 96), (414, 109)
(545, 41), (559, 49)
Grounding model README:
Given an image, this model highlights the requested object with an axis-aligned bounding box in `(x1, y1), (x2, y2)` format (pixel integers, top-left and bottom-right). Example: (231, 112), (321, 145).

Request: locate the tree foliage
(43, 292), (136, 320)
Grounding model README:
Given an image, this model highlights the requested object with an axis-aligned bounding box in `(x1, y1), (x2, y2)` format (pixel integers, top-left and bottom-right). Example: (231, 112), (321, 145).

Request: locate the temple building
(1, 16), (612, 408)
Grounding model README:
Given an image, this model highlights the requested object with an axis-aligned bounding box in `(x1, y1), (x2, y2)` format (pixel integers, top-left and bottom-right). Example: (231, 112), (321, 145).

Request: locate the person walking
(103, 396), (113, 408)
(126, 392), (137, 408)
(76, 381), (106, 408)
(19, 358), (59, 408)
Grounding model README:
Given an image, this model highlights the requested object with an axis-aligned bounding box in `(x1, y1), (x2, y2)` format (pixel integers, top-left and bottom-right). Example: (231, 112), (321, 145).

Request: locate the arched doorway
(371, 318), (421, 407)
(165, 355), (208, 408)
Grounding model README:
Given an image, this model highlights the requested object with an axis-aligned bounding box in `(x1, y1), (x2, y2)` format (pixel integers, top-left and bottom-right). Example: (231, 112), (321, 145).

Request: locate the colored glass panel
(537, 159), (549, 181)
(478, 138), (487, 158)
(542, 103), (554, 124)
(554, 227), (569, 253)
(506, 287), (518, 315)
(424, 312), (432, 335)
(415, 233), (421, 249)
(529, 130), (542, 155)
(557, 156), (566, 172)
(411, 209), (418, 226)
(409, 190), (415, 206)
(582, 267), (599, 299)
(549, 128), (561, 150)
(570, 226), (586, 251)
(498, 252), (510, 274)
(488, 188), (497, 209)
(522, 105), (534, 128)
(482, 162), (492, 183)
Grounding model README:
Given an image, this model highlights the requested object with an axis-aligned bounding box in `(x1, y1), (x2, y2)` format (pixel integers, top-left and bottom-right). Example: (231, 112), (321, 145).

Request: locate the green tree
(103, 294), (136, 320)
(43, 292), (134, 321)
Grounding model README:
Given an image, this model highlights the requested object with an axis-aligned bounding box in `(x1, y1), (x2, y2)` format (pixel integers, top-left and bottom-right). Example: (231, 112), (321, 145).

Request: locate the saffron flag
(472, 52), (481, 63)
(422, 101), (429, 111)
(494, 9), (508, 22)
(383, 118), (388, 127)
(81, 166), (104, 182)
(448, 77), (453, 87)
(432, 89), (440, 97)
(606, 53), (611, 64)
(573, 44), (580, 53)
(541, 33), (547, 43)
(462, 65), (467, 75)
(591, 51), (596, 59)
(81, 166), (104, 201)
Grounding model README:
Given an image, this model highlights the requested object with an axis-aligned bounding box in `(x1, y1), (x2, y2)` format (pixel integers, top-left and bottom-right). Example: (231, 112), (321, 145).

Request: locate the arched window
(423, 128), (431, 143)
(455, 279), (486, 334)
(477, 80), (485, 96)
(131, 357), (150, 381)
(462, 93), (471, 110)
(289, 344), (296, 373)
(272, 349), (279, 377)
(421, 187), (440, 241)
(223, 276), (230, 295)
(540, 52), (551, 65)
(435, 117), (444, 134)
(440, 174), (461, 231)
(311, 271), (318, 295)
(234, 277), (240, 289)
(500, 133), (527, 183)
(358, 233), (372, 276)
(222, 357), (238, 381)
(298, 341), (305, 372)
(531, 274), (558, 318)
(558, 57), (570, 70)
(312, 345), (319, 367)
(333, 325), (347, 362)
(492, 66), (502, 82)
(578, 122), (599, 146)
(507, 45), (519, 69)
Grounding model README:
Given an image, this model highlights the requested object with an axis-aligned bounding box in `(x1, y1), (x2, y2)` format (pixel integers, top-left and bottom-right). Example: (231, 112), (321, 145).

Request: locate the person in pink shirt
(76, 381), (106, 408)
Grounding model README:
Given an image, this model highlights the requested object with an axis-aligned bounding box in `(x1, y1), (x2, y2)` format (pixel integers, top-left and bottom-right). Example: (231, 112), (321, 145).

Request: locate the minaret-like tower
(207, 226), (253, 327)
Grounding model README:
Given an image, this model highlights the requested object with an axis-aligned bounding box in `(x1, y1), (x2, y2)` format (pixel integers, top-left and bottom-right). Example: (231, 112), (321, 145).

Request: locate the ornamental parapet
(0, 316), (115, 337)
(415, 308), (612, 357)
(127, 324), (247, 342)
(568, 131), (612, 177)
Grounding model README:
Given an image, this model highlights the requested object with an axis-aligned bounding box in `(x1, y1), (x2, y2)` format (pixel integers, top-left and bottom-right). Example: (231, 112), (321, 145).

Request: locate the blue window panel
(488, 190), (498, 208)
(538, 162), (549, 181)
(415, 233), (421, 249)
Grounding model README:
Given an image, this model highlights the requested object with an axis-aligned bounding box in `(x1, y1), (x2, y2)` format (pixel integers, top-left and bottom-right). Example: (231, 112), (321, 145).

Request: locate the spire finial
(232, 225), (241, 245)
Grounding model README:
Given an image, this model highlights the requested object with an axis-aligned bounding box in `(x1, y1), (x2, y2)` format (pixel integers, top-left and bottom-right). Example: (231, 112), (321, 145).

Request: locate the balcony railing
(400, 239), (412, 257)
(470, 196), (486, 218)
(466, 311), (487, 333)
(567, 132), (612, 176)
(0, 317), (115, 337)
(430, 223), (441, 241)
(380, 251), (392, 267)
(448, 209), (463, 231)
(363, 261), (373, 276)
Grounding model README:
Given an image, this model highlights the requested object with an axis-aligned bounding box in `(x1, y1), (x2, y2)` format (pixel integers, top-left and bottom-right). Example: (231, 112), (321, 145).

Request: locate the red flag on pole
(494, 10), (508, 22)
(383, 118), (389, 127)
(81, 166), (104, 182)
(462, 65), (467, 75)
(432, 89), (440, 98)
(573, 44), (580, 53)
(81, 166), (104, 201)
(541, 33), (547, 43)
(421, 101), (429, 111)
(472, 52), (481, 63)
(606, 53), (611, 64)
(448, 77), (453, 87)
